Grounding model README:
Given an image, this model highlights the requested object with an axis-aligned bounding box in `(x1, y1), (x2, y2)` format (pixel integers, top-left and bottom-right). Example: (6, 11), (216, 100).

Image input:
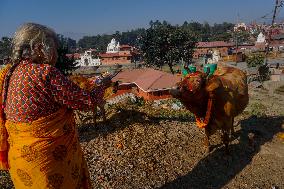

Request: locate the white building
(106, 38), (120, 53)
(234, 22), (248, 32)
(75, 50), (101, 67)
(256, 32), (266, 43)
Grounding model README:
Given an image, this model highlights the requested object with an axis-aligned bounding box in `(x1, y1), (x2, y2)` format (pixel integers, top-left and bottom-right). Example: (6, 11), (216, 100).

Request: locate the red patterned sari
(0, 60), (103, 189)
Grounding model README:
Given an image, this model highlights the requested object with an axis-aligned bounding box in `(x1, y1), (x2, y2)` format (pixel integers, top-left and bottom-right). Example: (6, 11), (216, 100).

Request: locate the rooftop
(120, 45), (132, 48)
(65, 53), (81, 59)
(99, 52), (132, 58)
(197, 41), (234, 48)
(113, 68), (181, 92)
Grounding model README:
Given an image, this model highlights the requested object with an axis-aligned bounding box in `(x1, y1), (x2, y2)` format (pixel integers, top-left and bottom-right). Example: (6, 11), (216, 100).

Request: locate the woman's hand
(101, 77), (112, 88)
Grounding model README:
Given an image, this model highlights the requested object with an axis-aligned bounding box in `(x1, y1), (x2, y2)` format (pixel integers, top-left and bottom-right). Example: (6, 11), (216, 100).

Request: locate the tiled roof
(120, 45), (132, 48)
(113, 68), (181, 92)
(65, 53), (81, 59)
(73, 53), (81, 59)
(197, 41), (234, 48)
(99, 53), (132, 58)
(66, 54), (73, 58)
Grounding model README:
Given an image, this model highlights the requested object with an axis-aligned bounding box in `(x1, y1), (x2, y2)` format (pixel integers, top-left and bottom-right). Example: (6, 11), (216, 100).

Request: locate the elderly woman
(0, 23), (106, 188)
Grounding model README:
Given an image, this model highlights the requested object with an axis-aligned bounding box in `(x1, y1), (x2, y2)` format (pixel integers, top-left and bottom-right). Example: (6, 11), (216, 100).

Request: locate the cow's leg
(93, 105), (97, 127)
(204, 126), (211, 153)
(230, 117), (235, 136)
(74, 111), (82, 125)
(222, 129), (230, 154)
(100, 105), (107, 123)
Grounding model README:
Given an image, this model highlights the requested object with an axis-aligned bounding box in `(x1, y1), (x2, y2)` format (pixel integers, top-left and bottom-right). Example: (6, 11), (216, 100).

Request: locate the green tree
(0, 37), (12, 60)
(210, 22), (234, 41)
(181, 21), (234, 42)
(141, 21), (197, 74)
(246, 53), (270, 82)
(201, 22), (211, 41)
(246, 53), (265, 68)
(55, 35), (78, 75)
(57, 34), (76, 52)
(78, 34), (113, 52)
(234, 30), (250, 45)
(76, 20), (236, 54)
(77, 28), (146, 52)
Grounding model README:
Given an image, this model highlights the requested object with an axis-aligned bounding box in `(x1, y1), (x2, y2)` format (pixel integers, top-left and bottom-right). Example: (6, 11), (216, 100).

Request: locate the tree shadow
(160, 115), (284, 189)
(78, 108), (194, 143)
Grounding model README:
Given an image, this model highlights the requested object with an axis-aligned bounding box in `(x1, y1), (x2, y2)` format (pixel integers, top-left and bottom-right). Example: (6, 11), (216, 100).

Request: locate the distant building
(99, 38), (140, 65)
(75, 50), (101, 67)
(270, 33), (284, 51)
(253, 32), (284, 52)
(106, 38), (120, 53)
(112, 68), (181, 100)
(253, 32), (267, 51)
(66, 53), (81, 60)
(193, 41), (234, 59)
(256, 32), (266, 43)
(234, 23), (248, 32)
(66, 48), (101, 67)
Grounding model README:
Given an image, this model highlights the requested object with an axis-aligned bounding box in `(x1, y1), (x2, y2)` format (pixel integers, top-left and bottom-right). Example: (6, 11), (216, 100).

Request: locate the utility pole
(235, 13), (240, 64)
(265, 0), (280, 64)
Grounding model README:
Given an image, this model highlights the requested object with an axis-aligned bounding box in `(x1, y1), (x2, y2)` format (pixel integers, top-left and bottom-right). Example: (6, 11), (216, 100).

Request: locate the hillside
(0, 86), (283, 189)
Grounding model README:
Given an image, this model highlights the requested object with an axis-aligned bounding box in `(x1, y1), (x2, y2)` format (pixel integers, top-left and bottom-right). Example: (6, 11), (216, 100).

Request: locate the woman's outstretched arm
(46, 66), (105, 110)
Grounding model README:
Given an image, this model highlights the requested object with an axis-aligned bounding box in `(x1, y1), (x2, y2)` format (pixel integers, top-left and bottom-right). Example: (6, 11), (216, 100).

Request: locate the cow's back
(212, 66), (249, 117)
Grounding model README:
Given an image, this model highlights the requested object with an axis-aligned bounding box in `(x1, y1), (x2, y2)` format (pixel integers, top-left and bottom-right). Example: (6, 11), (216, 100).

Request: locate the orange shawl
(5, 107), (92, 189)
(0, 65), (92, 188)
(0, 64), (12, 170)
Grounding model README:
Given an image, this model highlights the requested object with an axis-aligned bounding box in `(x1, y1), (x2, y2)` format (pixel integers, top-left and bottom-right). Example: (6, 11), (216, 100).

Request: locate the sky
(0, 0), (283, 40)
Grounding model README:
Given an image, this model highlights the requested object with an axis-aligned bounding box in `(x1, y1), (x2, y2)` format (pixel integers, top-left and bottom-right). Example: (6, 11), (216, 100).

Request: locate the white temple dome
(106, 38), (120, 53)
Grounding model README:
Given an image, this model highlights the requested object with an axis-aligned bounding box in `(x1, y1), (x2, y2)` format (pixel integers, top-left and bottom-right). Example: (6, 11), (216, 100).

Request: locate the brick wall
(101, 57), (131, 65)
(193, 47), (229, 58)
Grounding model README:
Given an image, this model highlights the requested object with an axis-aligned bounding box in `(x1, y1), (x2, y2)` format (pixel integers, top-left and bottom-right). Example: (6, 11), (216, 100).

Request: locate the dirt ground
(0, 86), (283, 189)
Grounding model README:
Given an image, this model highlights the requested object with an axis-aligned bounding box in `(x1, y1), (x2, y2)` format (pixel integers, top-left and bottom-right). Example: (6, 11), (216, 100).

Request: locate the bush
(246, 53), (265, 68)
(250, 102), (267, 117)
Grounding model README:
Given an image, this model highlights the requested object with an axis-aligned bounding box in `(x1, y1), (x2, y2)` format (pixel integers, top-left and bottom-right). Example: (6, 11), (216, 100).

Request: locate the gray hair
(2, 23), (59, 107)
(12, 23), (59, 64)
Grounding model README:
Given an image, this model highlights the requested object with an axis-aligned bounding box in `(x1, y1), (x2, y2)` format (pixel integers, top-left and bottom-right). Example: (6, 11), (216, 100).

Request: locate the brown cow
(69, 73), (119, 126)
(170, 65), (249, 154)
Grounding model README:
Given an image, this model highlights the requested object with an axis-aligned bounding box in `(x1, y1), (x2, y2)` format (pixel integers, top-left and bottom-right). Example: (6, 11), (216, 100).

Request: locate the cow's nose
(169, 86), (180, 97)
